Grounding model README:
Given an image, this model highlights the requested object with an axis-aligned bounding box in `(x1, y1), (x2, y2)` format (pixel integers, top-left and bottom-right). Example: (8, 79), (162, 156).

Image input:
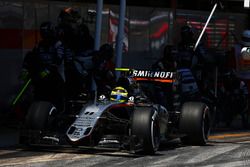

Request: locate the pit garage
(1, 0), (250, 166)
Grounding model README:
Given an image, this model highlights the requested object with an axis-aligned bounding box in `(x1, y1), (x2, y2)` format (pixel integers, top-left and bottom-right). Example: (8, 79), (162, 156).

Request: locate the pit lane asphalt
(1, 131), (250, 167)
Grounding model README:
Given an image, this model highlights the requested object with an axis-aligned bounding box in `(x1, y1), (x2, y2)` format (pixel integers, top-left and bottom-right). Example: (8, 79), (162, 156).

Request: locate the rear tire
(25, 101), (56, 130)
(179, 102), (210, 145)
(241, 97), (249, 129)
(131, 107), (160, 154)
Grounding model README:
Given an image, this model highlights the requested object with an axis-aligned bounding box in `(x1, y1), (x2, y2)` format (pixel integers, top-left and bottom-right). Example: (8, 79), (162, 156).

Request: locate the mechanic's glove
(39, 69), (50, 78)
(19, 69), (29, 81)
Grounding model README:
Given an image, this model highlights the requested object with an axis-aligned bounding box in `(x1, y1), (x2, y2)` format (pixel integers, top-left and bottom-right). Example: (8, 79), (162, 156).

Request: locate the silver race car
(20, 69), (210, 154)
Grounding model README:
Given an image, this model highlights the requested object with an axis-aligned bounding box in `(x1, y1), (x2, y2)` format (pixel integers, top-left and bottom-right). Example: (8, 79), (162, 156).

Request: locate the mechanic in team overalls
(70, 23), (95, 99)
(22, 21), (65, 111)
(225, 30), (249, 98)
(92, 43), (116, 97)
(152, 45), (177, 72)
(56, 7), (86, 100)
(230, 30), (250, 81)
(176, 25), (203, 103)
(222, 30), (250, 127)
(151, 44), (177, 109)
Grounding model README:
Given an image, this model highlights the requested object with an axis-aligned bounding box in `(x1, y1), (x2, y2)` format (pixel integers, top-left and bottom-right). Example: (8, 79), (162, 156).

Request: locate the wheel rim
(202, 106), (210, 141)
(47, 106), (57, 128)
(151, 111), (160, 151)
(49, 106), (57, 116)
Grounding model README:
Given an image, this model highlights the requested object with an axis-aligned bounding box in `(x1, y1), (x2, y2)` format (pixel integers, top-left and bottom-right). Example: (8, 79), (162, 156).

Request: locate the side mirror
(98, 95), (106, 101)
(128, 96), (135, 103)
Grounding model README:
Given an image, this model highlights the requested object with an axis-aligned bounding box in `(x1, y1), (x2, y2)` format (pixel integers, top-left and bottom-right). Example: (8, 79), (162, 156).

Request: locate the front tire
(131, 107), (160, 154)
(25, 101), (56, 130)
(179, 102), (210, 145)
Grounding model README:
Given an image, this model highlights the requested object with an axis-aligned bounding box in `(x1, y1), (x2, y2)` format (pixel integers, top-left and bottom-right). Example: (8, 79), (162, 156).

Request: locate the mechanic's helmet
(40, 21), (55, 40)
(241, 30), (250, 47)
(241, 47), (250, 61)
(110, 87), (128, 102)
(181, 25), (194, 41)
(58, 7), (81, 25)
(99, 43), (114, 60)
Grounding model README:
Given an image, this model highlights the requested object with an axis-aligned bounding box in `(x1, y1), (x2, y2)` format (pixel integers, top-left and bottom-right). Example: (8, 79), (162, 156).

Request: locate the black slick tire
(131, 107), (160, 154)
(179, 102), (210, 145)
(25, 101), (56, 130)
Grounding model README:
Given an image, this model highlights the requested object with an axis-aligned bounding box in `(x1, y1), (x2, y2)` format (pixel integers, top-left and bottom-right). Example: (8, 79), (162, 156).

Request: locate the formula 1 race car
(20, 68), (210, 155)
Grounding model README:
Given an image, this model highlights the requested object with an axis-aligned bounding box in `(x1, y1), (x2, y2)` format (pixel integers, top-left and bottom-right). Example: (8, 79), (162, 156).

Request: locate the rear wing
(115, 68), (176, 83)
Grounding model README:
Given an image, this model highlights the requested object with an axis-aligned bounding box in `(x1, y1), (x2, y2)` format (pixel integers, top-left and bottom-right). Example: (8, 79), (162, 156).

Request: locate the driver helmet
(110, 87), (128, 102)
(241, 30), (250, 47)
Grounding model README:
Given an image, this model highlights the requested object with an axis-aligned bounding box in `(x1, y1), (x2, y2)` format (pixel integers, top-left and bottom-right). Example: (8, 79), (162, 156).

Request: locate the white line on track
(202, 160), (246, 167)
(187, 145), (240, 164)
(0, 153), (93, 166)
(152, 155), (179, 166)
(0, 150), (19, 156)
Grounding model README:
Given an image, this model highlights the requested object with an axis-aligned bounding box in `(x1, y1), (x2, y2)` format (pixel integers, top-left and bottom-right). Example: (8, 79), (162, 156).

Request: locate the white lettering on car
(154, 71), (160, 77)
(133, 70), (138, 76)
(138, 70), (145, 76)
(160, 72), (165, 78)
(132, 70), (174, 79)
